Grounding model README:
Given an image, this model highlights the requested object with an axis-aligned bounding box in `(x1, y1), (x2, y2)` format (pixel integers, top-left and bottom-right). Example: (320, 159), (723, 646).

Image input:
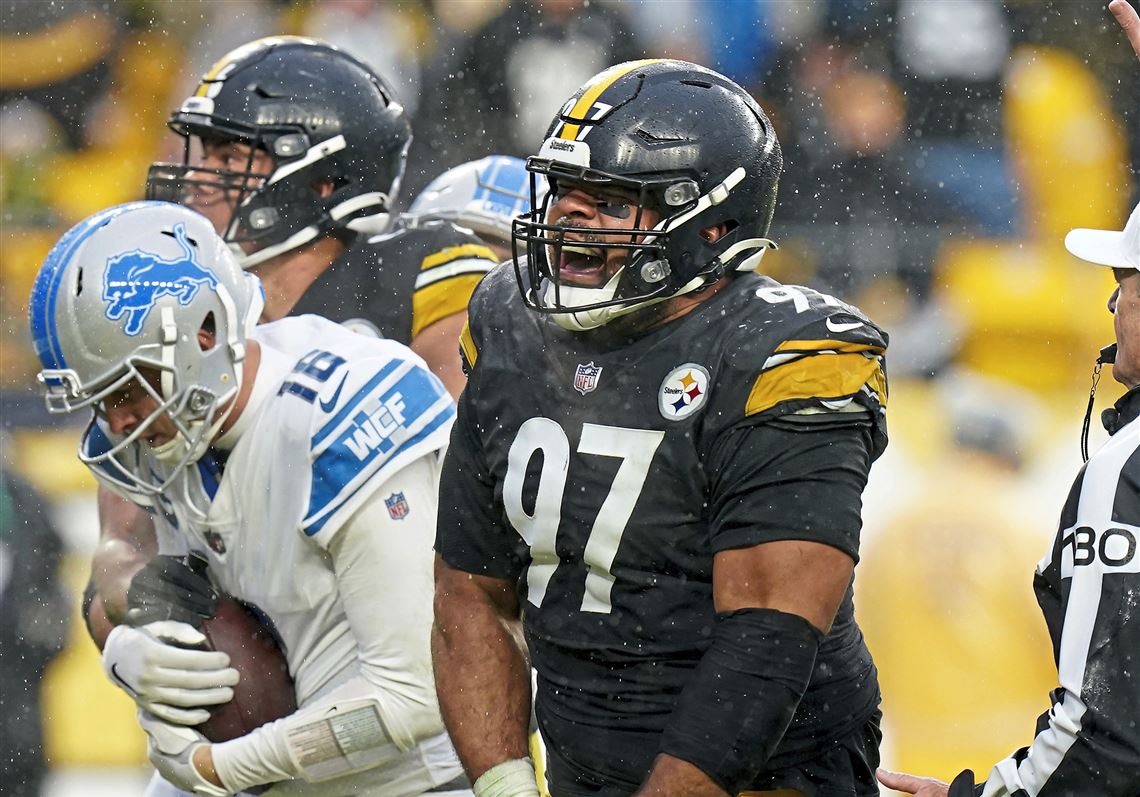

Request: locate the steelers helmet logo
(658, 364), (710, 421)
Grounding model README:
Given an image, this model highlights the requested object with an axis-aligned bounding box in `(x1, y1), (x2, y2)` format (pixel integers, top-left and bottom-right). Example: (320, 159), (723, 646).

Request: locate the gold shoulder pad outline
(411, 243), (497, 338)
(745, 338), (887, 418)
(458, 319), (478, 372)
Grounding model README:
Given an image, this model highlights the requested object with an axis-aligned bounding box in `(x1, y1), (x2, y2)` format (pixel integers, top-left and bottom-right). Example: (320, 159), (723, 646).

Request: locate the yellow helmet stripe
(558, 59), (668, 141)
(195, 36), (318, 97)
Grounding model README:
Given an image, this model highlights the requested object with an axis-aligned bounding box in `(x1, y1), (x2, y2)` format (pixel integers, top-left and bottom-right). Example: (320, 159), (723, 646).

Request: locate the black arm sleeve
(435, 390), (527, 579)
(707, 415), (875, 562)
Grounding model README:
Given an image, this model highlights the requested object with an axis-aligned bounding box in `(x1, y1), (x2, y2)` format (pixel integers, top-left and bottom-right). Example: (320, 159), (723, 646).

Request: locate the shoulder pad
(458, 263), (518, 373)
(302, 349), (455, 541)
(407, 222), (499, 338)
(717, 279), (889, 425)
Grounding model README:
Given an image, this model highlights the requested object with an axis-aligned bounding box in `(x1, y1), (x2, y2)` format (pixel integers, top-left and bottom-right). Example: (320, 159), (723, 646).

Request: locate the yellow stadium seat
(936, 239), (1116, 392)
(42, 554), (147, 766)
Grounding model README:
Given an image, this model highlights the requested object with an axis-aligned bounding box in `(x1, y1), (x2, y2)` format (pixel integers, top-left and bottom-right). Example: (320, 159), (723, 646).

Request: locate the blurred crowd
(0, 0), (1136, 794)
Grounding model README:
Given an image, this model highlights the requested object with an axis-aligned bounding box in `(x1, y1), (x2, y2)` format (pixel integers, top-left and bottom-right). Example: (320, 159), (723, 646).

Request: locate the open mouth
(559, 244), (608, 285)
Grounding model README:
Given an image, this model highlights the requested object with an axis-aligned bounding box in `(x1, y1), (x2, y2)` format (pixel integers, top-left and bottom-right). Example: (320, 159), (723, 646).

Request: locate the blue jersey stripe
(305, 366), (452, 534)
(311, 359), (404, 449)
(304, 404), (453, 536)
(196, 451), (224, 501)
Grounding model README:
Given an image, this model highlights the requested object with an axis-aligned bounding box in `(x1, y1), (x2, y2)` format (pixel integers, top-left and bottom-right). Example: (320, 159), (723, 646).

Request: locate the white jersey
(88, 315), (462, 796)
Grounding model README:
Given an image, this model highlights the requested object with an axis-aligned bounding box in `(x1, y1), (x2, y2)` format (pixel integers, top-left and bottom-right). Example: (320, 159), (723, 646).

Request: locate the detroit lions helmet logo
(102, 223), (218, 336)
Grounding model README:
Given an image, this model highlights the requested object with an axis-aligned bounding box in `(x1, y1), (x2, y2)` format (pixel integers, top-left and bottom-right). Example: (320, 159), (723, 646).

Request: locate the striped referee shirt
(975, 386), (1140, 796)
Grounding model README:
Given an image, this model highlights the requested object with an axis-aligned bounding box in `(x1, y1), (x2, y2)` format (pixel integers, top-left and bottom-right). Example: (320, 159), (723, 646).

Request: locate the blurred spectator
(409, 0), (643, 195)
(858, 373), (1056, 782)
(0, 461), (70, 797)
(617, 0), (708, 66)
(0, 1), (120, 152)
(296, 0), (431, 115)
(892, 0), (1019, 236)
(771, 36), (948, 326)
(0, 2), (122, 225)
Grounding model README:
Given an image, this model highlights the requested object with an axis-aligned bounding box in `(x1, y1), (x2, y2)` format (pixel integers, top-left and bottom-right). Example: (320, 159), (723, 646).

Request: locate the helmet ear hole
(199, 313), (217, 351)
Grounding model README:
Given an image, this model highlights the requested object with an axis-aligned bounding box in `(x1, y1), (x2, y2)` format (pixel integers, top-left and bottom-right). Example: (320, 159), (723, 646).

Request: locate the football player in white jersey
(28, 201), (469, 797)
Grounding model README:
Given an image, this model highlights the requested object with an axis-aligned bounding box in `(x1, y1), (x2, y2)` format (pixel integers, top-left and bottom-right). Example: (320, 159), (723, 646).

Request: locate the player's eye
(554, 186), (634, 219)
(593, 198), (632, 219)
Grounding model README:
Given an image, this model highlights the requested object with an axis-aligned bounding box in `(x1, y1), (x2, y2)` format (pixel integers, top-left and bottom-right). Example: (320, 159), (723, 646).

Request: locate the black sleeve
(706, 415), (875, 562)
(435, 389), (527, 579)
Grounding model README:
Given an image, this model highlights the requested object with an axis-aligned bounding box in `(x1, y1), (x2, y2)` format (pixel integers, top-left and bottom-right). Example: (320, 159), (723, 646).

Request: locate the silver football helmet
(28, 201), (263, 499)
(406, 155), (546, 247)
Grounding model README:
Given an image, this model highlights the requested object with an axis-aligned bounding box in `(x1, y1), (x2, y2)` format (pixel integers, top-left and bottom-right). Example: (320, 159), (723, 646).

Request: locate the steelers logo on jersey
(658, 364), (710, 421)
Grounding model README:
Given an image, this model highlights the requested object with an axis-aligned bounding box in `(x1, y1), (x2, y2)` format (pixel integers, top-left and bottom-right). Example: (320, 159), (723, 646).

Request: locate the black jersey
(438, 265), (890, 794)
(290, 218), (497, 340)
(972, 387), (1140, 797)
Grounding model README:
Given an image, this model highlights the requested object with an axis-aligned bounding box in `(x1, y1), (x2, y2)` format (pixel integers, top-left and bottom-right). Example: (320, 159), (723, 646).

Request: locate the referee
(880, 203), (1140, 796)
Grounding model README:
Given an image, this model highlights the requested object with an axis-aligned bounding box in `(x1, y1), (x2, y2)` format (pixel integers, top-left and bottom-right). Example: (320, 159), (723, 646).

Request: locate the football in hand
(195, 595), (297, 742)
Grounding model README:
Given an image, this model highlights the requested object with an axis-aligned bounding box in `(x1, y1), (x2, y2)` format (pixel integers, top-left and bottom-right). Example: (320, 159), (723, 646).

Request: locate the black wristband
(659, 607), (823, 793)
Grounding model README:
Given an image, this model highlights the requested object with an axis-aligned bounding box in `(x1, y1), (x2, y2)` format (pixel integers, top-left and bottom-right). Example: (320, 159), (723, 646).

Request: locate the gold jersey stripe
(774, 339), (886, 356)
(458, 319), (478, 370)
(420, 243), (497, 272)
(746, 352), (886, 417)
(413, 274), (484, 338)
(558, 59), (667, 141)
(867, 360), (888, 408)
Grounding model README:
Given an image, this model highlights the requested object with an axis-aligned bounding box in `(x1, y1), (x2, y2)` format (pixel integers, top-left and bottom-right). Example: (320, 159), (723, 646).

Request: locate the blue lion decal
(102, 223), (219, 336)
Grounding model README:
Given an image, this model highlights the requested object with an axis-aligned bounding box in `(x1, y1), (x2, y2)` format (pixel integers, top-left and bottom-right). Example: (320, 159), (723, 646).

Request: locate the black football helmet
(146, 36), (411, 268)
(511, 59), (783, 331)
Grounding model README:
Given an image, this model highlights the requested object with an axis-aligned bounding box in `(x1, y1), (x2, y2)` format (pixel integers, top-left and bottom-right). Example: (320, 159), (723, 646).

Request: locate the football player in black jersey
(84, 37), (498, 647)
(433, 59), (890, 797)
(145, 35), (499, 397)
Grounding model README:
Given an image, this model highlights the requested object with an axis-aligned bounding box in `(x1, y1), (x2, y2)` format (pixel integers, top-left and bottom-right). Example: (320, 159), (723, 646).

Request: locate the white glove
(138, 710), (231, 796)
(103, 621), (239, 725)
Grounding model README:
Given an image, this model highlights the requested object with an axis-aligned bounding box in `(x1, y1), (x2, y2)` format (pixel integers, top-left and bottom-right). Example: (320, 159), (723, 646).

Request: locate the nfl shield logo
(385, 492), (410, 520)
(574, 362), (603, 395)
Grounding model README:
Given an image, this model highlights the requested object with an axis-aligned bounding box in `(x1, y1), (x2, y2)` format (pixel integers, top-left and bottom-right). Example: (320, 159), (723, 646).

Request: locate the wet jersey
(437, 266), (890, 794)
(291, 219), (497, 339)
(976, 387), (1140, 797)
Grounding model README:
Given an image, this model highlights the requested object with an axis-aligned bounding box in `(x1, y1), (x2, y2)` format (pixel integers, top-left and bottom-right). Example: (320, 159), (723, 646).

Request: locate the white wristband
(473, 758), (541, 797)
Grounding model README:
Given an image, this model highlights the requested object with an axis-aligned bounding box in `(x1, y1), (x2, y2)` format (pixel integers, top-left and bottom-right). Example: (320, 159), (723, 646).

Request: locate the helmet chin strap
(238, 223), (321, 269)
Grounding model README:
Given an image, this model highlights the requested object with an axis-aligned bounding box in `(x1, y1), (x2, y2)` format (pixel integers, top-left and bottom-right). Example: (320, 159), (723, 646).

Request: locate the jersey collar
(212, 341), (293, 450)
(1103, 384), (1140, 435)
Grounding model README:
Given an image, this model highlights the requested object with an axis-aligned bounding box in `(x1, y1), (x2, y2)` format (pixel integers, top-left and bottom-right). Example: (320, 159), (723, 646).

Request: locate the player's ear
(700, 222), (728, 243)
(198, 313), (217, 351)
(310, 179), (335, 199)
